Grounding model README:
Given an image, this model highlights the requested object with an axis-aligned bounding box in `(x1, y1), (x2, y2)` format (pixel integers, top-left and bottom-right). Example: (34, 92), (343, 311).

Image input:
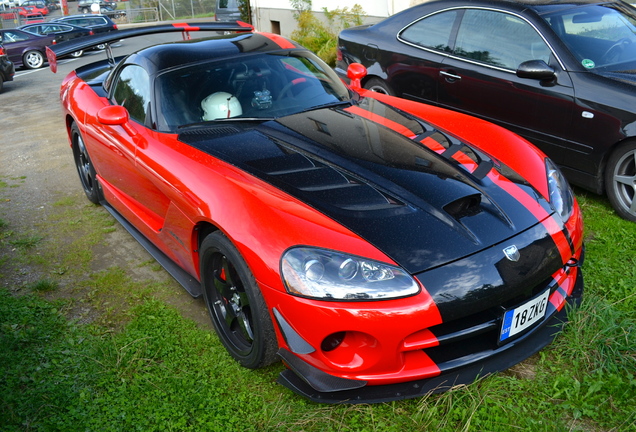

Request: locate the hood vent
(178, 126), (242, 142)
(248, 151), (407, 213)
(444, 194), (483, 220)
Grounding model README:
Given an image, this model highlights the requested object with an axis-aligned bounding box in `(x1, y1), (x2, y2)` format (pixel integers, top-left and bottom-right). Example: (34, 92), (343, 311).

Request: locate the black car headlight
(281, 247), (420, 301)
(546, 158), (574, 221)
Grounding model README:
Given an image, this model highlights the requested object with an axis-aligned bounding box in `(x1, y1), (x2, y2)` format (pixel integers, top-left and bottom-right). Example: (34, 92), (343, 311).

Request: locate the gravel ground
(0, 33), (210, 327)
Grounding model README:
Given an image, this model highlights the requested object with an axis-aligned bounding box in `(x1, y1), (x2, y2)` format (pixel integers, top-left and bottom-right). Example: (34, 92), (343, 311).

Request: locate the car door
(390, 9), (460, 103)
(437, 9), (576, 163)
(87, 64), (171, 233)
(98, 63), (195, 267)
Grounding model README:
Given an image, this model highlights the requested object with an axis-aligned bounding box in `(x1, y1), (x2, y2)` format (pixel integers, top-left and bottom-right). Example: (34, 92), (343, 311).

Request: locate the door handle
(440, 71), (462, 81)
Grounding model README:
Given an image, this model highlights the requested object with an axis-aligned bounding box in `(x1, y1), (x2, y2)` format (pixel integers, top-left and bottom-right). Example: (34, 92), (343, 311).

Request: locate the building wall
(250, 0), (424, 38)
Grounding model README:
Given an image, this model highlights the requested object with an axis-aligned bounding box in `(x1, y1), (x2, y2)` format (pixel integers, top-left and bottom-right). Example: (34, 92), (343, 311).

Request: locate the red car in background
(20, 0), (50, 15)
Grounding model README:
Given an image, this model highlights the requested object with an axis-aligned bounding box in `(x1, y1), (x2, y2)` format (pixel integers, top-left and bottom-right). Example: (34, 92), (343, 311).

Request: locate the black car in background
(0, 42), (15, 93)
(51, 14), (118, 50)
(51, 14), (118, 34)
(19, 22), (93, 57)
(337, 0), (636, 221)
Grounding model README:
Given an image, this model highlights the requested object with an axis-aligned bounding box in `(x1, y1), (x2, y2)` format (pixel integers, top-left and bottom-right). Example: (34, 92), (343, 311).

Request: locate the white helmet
(201, 92), (242, 120)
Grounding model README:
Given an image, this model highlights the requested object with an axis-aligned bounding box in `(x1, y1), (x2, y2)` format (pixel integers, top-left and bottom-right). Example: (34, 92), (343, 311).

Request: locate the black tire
(363, 77), (395, 96)
(200, 232), (277, 369)
(605, 141), (636, 221)
(23, 50), (44, 69)
(0, 75), (3, 93)
(71, 122), (101, 204)
(70, 50), (84, 58)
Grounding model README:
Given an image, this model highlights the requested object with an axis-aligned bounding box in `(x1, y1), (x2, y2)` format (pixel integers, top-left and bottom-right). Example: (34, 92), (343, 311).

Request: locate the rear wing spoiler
(46, 21), (254, 73)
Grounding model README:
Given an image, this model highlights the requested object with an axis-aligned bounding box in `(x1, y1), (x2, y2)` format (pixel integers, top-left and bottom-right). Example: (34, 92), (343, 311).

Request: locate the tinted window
(2, 31), (30, 43)
(112, 65), (151, 124)
(454, 10), (550, 69)
(400, 11), (458, 52)
(543, 4), (636, 68)
(217, 0), (238, 9)
(155, 52), (350, 131)
(63, 17), (105, 27)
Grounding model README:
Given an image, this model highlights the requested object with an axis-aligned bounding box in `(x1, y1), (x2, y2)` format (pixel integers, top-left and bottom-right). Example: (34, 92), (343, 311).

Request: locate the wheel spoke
(614, 174), (636, 186)
(213, 256), (235, 300)
(236, 308), (254, 341)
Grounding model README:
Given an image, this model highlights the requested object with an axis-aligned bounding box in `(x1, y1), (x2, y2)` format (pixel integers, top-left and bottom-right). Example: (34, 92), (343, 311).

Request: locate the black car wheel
(605, 141), (636, 221)
(200, 231), (277, 369)
(23, 50), (44, 69)
(70, 50), (84, 58)
(0, 75), (3, 93)
(363, 78), (395, 96)
(71, 122), (101, 204)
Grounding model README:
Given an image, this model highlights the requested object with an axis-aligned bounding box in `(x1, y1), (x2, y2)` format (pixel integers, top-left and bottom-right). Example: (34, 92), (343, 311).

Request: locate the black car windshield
(155, 52), (351, 132)
(543, 3), (636, 71)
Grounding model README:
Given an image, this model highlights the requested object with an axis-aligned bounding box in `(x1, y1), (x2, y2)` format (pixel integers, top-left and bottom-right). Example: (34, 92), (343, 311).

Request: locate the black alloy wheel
(71, 122), (100, 204)
(200, 232), (277, 369)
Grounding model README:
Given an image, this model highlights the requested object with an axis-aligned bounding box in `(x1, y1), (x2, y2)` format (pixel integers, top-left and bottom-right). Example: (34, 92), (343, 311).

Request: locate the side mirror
(347, 63), (367, 90)
(97, 105), (137, 136)
(516, 60), (556, 81)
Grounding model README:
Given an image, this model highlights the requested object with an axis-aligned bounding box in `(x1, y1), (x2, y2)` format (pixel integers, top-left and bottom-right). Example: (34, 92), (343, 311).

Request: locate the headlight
(546, 158), (574, 221)
(281, 247), (420, 301)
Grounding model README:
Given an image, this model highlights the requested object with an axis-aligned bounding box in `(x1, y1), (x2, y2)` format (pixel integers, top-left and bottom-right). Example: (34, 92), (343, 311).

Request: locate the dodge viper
(47, 22), (584, 403)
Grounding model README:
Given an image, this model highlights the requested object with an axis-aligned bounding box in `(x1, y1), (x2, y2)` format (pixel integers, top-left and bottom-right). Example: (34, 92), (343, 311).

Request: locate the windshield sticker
(582, 59), (595, 69)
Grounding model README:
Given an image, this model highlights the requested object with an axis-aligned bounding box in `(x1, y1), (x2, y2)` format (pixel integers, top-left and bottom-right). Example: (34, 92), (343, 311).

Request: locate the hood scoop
(444, 193), (483, 220)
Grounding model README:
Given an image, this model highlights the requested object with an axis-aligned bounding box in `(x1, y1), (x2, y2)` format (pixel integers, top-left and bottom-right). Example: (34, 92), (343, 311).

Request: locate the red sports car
(47, 23), (584, 403)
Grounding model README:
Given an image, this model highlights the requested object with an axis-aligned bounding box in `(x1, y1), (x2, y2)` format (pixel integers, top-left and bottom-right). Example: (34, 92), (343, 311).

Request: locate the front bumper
(276, 266), (583, 404)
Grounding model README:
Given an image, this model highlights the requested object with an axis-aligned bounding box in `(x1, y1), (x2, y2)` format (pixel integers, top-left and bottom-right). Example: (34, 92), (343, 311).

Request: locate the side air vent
(444, 194), (482, 220)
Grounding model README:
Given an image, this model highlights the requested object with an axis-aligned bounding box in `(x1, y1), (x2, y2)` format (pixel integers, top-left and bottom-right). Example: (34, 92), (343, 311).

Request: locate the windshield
(543, 3), (636, 70)
(154, 52), (351, 132)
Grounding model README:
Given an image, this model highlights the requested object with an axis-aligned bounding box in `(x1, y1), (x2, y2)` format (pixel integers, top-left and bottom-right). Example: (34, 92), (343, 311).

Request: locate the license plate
(500, 289), (550, 342)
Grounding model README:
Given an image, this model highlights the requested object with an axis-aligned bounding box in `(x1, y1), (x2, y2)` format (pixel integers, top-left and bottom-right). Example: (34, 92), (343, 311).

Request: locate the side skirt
(101, 200), (202, 298)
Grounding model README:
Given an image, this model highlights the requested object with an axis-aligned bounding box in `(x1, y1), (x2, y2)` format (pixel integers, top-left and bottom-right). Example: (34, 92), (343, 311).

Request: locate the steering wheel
(601, 38), (632, 64)
(277, 78), (309, 102)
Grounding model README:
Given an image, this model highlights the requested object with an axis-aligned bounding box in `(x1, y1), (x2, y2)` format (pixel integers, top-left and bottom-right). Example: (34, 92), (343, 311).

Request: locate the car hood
(178, 98), (555, 274)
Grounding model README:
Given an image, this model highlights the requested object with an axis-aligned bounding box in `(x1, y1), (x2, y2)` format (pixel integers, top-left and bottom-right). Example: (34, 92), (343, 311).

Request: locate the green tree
(290, 0), (365, 66)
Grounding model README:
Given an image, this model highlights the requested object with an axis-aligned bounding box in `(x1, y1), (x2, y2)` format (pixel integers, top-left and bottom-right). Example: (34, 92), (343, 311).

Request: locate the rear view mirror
(97, 105), (138, 136)
(347, 63), (367, 90)
(516, 60), (556, 81)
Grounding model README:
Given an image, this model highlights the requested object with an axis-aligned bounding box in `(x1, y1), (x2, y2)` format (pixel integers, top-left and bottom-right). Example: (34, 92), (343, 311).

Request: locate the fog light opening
(321, 331), (346, 352)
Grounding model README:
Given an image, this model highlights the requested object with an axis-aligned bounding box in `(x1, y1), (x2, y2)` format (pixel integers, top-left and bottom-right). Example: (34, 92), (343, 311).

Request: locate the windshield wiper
(301, 100), (354, 113)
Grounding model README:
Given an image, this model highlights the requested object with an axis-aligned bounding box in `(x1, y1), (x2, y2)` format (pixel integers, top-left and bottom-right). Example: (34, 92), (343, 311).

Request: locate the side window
(112, 65), (151, 125)
(4, 31), (29, 42)
(400, 10), (459, 53)
(454, 10), (551, 69)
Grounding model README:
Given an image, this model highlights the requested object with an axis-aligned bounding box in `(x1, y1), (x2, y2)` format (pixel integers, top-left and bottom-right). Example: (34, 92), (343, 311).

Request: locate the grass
(0, 186), (634, 430)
